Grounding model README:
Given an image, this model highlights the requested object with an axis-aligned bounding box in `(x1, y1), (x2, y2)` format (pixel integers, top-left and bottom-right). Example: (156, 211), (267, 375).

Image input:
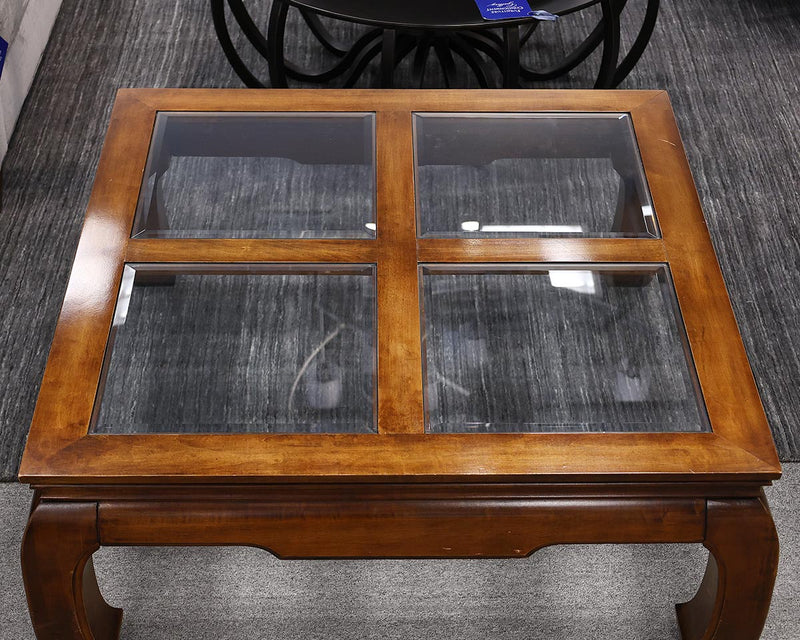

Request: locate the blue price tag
(0, 37), (8, 81)
(474, 0), (558, 21)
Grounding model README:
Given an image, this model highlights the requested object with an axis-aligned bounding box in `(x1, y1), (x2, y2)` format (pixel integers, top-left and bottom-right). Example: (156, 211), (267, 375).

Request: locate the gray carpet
(422, 268), (706, 433)
(93, 266), (704, 435)
(1, 0), (800, 477)
(138, 112), (377, 238)
(3, 465), (798, 638)
(94, 271), (377, 434)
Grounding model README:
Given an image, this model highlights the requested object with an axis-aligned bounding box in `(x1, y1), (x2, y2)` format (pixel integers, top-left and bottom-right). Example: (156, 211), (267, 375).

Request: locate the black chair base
(210, 0), (659, 89)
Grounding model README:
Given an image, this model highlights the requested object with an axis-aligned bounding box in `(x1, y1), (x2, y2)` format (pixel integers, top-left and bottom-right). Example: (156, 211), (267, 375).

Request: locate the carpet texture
(94, 271), (377, 434)
(3, 465), (799, 638)
(1, 0), (799, 477)
(422, 268), (706, 433)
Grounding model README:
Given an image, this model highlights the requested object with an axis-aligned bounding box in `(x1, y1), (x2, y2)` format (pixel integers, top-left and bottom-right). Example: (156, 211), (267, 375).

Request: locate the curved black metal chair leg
(343, 39), (385, 87)
(228, 0), (275, 60)
(518, 0), (655, 86)
(210, 0), (267, 87)
(393, 36), (419, 67)
(341, 33), (414, 88)
(519, 20), (604, 81)
(520, 0), (627, 81)
(267, 0), (291, 87)
(299, 8), (349, 56)
(381, 29), (397, 87)
(450, 34), (493, 88)
(395, 36), (419, 66)
(519, 22), (540, 48)
(502, 25), (520, 88)
(457, 31), (506, 71)
(284, 29), (383, 83)
(612, 0), (659, 86)
(593, 0), (621, 88)
(433, 38), (459, 88)
(411, 35), (434, 88)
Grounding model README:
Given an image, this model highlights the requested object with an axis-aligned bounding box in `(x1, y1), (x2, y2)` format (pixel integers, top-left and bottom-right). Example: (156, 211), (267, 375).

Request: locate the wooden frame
(19, 89), (780, 484)
(19, 90), (781, 640)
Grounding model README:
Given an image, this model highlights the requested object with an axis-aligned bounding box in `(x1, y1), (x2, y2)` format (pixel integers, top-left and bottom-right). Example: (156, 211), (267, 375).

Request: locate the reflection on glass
(414, 113), (658, 238)
(92, 265), (376, 434)
(132, 112), (376, 239)
(421, 264), (708, 433)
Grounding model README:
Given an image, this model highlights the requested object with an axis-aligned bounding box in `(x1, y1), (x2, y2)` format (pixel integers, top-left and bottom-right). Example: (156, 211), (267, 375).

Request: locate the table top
(18, 89), (780, 486)
(287, 0), (597, 29)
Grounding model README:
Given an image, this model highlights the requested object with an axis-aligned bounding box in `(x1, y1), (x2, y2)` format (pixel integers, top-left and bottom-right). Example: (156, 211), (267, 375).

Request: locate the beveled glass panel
(132, 112), (376, 238)
(92, 264), (376, 434)
(421, 265), (708, 433)
(414, 113), (658, 238)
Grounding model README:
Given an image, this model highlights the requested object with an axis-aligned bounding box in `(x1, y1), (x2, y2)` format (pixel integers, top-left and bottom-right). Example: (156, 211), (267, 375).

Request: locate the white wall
(0, 1), (63, 167)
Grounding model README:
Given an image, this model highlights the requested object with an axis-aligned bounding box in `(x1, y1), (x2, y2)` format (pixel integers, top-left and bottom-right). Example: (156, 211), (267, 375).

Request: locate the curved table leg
(22, 500), (122, 640)
(677, 493), (779, 640)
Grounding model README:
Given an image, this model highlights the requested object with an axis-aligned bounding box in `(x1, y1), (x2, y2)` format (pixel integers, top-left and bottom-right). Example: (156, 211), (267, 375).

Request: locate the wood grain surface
(18, 89), (780, 485)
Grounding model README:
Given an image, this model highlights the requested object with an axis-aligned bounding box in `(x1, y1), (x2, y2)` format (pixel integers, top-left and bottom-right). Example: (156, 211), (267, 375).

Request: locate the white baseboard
(0, 1), (63, 168)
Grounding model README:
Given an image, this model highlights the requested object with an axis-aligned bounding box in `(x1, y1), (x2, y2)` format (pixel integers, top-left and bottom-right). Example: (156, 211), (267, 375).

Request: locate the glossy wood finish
(629, 96), (780, 469)
(375, 110), (425, 434)
(21, 489), (776, 640)
(17, 432), (780, 485)
(19, 90), (781, 640)
(97, 496), (706, 555)
(22, 501), (123, 640)
(416, 238), (667, 262)
(19, 89), (780, 484)
(126, 238), (380, 262)
(677, 492), (779, 640)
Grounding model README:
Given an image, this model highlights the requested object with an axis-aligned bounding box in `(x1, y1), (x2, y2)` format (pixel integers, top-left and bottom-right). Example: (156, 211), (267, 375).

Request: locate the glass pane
(132, 112), (376, 239)
(421, 265), (708, 433)
(92, 265), (376, 434)
(414, 113), (658, 238)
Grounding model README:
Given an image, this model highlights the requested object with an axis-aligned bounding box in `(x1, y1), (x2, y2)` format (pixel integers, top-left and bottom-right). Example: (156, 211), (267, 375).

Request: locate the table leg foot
(676, 493), (778, 640)
(22, 500), (123, 640)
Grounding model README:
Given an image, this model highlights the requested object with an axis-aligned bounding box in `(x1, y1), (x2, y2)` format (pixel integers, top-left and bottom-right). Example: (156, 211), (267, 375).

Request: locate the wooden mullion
(374, 110), (425, 434)
(125, 239), (379, 263)
(417, 238), (667, 263)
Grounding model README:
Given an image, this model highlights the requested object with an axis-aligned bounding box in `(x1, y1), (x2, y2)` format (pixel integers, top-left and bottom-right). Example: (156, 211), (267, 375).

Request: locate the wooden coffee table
(20, 89), (780, 640)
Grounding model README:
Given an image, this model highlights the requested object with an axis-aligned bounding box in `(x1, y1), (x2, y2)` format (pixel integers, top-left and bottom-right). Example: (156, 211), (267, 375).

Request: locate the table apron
(97, 497), (705, 558)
